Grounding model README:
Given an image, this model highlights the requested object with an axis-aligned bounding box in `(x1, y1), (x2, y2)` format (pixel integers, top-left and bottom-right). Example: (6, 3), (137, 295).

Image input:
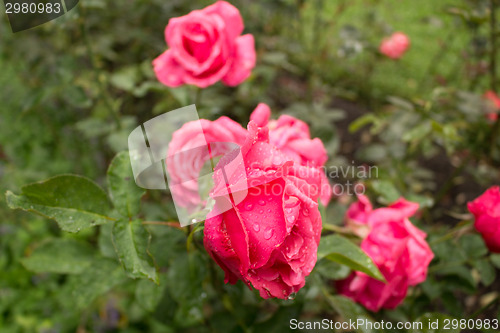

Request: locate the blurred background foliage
(1, 0), (500, 332)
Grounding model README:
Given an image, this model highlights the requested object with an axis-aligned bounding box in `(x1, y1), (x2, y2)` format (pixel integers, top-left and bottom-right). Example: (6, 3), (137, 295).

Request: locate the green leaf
(371, 180), (400, 203)
(349, 114), (377, 133)
(21, 238), (95, 274)
(490, 254), (500, 269)
(135, 275), (167, 312)
(62, 258), (127, 310)
(402, 121), (432, 142)
(409, 313), (460, 333)
(387, 96), (415, 111)
(474, 258), (496, 286)
(107, 151), (145, 218)
(315, 259), (351, 280)
(6, 175), (114, 233)
(112, 219), (158, 283)
(459, 234), (488, 258)
(317, 235), (384, 281)
(325, 295), (376, 333)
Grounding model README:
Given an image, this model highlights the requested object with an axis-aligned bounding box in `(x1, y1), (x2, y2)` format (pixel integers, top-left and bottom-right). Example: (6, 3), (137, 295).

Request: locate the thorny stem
(142, 221), (182, 229)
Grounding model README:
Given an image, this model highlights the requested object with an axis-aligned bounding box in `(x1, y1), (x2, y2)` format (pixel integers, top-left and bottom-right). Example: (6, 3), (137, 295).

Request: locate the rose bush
(203, 122), (323, 299)
(468, 186), (500, 253)
(153, 1), (256, 88)
(338, 195), (434, 311)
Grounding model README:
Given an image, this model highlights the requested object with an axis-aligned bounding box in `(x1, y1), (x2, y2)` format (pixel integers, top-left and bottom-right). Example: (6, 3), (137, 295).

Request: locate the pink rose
(337, 221), (411, 311)
(379, 32), (410, 59)
(250, 103), (332, 206)
(484, 91), (500, 121)
(166, 116), (247, 209)
(153, 1), (256, 88)
(339, 195), (434, 311)
(468, 186), (500, 253)
(204, 121), (323, 299)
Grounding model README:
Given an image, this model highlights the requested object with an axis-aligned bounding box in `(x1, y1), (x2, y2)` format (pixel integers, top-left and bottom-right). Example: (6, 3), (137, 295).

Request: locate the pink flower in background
(484, 91), (500, 121)
(153, 1), (256, 88)
(167, 117), (247, 208)
(379, 32), (410, 59)
(337, 221), (411, 311)
(339, 195), (433, 311)
(204, 122), (323, 299)
(468, 186), (500, 253)
(250, 103), (332, 206)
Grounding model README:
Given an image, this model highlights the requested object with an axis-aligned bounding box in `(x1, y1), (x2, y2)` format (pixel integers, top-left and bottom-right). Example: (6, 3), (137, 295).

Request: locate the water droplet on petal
(285, 196), (299, 208)
(288, 292), (297, 300)
(264, 228), (274, 240)
(258, 199), (266, 206)
(302, 208), (309, 216)
(253, 223), (260, 232)
(245, 202), (253, 210)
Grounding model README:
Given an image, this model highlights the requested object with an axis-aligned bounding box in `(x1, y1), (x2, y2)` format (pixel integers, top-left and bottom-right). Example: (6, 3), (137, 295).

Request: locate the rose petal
(222, 34), (256, 86)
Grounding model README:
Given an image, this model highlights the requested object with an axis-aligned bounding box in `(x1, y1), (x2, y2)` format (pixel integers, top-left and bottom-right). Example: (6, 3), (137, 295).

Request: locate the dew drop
(259, 209), (264, 214)
(267, 209), (272, 213)
(253, 223), (260, 232)
(268, 197), (273, 202)
(285, 196), (299, 208)
(302, 208), (309, 216)
(288, 292), (297, 300)
(244, 202), (253, 210)
(264, 228), (274, 240)
(258, 199), (266, 206)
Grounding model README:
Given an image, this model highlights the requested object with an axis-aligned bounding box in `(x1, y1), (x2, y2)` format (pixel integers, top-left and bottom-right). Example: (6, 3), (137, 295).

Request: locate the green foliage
(112, 219), (158, 283)
(6, 175), (114, 232)
(107, 151), (145, 218)
(318, 234), (385, 281)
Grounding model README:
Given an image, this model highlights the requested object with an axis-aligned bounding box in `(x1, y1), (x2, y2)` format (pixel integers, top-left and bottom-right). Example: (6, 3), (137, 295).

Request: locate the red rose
(468, 186), (500, 253)
(153, 1), (256, 88)
(203, 122), (323, 299)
